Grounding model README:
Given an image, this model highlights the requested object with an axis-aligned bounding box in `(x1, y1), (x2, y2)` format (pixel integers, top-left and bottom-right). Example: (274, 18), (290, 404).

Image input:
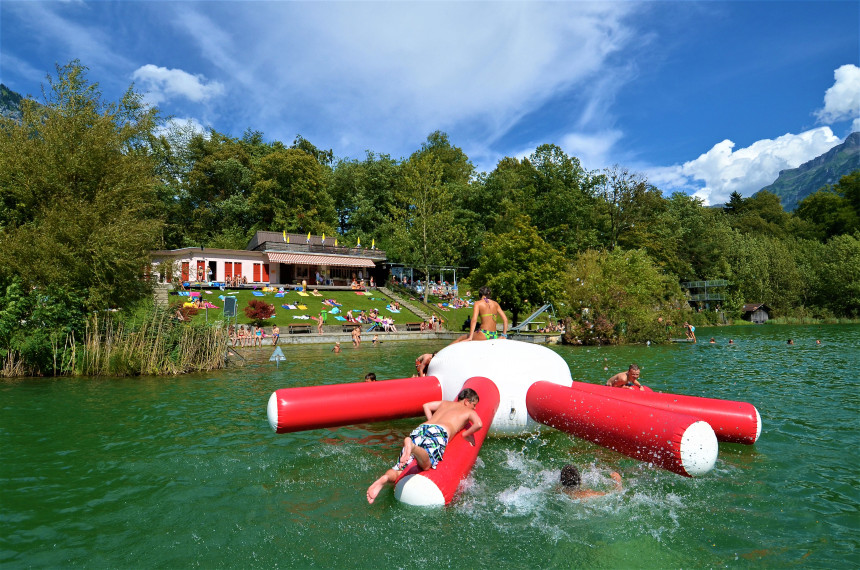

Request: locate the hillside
(757, 132), (860, 211)
(0, 84), (25, 122)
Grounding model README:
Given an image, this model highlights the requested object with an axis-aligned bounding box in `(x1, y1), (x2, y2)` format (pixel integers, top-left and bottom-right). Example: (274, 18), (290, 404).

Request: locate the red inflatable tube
(526, 381), (718, 477)
(394, 376), (501, 506)
(266, 376), (443, 433)
(569, 381), (761, 444)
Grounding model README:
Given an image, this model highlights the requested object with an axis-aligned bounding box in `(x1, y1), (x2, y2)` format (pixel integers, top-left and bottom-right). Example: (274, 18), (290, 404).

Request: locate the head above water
(628, 363), (640, 378)
(457, 387), (479, 405)
(560, 464), (581, 488)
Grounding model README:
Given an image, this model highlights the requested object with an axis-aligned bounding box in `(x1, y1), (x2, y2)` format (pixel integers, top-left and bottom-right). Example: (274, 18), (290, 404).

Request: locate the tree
(0, 60), (162, 310)
(466, 218), (567, 325)
(566, 248), (682, 344)
(248, 148), (336, 235)
(387, 153), (462, 302)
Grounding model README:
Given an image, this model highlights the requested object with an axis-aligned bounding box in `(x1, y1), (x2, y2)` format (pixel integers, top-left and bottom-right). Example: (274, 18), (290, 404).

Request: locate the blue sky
(2, 1), (858, 205)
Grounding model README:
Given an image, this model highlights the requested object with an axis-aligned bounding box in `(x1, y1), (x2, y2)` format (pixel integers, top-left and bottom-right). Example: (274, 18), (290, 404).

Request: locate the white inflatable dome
(427, 340), (572, 435)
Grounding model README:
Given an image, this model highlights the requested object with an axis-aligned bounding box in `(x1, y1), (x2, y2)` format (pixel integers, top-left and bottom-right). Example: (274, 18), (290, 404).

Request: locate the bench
(405, 322), (423, 332)
(342, 323), (362, 332)
(288, 324), (312, 334)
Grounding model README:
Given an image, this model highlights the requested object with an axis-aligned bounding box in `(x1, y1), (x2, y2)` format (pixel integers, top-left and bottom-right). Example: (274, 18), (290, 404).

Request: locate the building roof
(742, 303), (770, 313)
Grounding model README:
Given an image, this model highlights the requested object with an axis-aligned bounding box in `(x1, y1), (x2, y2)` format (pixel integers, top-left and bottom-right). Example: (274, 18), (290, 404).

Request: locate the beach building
(151, 231), (387, 288)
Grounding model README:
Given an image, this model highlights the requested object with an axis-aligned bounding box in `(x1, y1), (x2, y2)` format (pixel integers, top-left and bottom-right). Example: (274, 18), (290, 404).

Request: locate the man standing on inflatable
(366, 389), (483, 504)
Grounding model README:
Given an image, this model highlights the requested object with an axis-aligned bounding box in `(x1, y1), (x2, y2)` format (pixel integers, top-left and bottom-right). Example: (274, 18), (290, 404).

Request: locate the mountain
(757, 132), (860, 211)
(0, 84), (28, 122)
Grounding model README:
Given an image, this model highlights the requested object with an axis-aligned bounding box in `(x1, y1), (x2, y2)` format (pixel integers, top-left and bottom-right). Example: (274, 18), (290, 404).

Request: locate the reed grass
(76, 304), (230, 376)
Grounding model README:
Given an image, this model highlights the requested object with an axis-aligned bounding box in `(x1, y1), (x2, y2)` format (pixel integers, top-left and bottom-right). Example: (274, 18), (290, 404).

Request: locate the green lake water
(2, 324), (858, 568)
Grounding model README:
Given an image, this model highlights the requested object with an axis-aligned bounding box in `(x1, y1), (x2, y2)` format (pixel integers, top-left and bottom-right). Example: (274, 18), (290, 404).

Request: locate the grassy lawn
(172, 288), (424, 328)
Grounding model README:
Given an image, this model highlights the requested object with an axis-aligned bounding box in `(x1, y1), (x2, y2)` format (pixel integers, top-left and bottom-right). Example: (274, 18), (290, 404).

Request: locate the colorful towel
(177, 291), (190, 296)
(386, 305), (400, 313)
(297, 304), (308, 310)
(190, 291), (201, 297)
(329, 307), (341, 314)
(274, 292), (284, 298)
(310, 291), (323, 296)
(218, 295), (226, 300)
(253, 291), (264, 296)
(334, 316), (347, 321)
(292, 315), (310, 320)
(298, 291), (309, 297)
(282, 304), (298, 310)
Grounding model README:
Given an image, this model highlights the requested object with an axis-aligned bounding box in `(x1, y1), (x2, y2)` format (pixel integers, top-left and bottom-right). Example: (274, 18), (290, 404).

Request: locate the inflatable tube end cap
(680, 420), (718, 476)
(394, 474), (445, 506)
(267, 391), (279, 432)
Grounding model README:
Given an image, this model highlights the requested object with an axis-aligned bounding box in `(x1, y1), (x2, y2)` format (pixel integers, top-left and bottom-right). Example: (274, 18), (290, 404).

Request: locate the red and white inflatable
(266, 339), (761, 505)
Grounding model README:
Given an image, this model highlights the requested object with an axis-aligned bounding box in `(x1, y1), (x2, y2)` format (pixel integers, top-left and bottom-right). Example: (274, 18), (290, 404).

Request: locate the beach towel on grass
(253, 291), (264, 296)
(292, 315), (310, 320)
(298, 291), (309, 297)
(297, 304), (308, 310)
(177, 291), (190, 296)
(386, 305), (400, 313)
(334, 316), (347, 321)
(218, 295), (226, 301)
(275, 292), (284, 298)
(282, 304), (298, 310)
(310, 291), (323, 296)
(190, 291), (201, 297)
(329, 307), (341, 314)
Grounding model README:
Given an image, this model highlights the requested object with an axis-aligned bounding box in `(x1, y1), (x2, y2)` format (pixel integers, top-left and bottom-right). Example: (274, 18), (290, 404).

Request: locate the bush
(244, 299), (275, 326)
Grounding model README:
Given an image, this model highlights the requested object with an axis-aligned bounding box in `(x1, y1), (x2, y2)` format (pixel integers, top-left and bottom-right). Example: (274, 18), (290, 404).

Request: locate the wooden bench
(288, 324), (312, 334)
(405, 322), (423, 332)
(342, 323), (362, 332)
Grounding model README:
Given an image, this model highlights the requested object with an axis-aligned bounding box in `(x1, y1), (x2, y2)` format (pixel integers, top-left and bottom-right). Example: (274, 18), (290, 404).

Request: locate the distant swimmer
(606, 364), (644, 391)
(787, 339), (794, 345)
(560, 465), (623, 500)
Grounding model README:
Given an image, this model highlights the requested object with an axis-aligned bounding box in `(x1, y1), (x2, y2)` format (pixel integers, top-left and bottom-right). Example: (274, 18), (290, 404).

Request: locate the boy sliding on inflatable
(366, 388), (482, 504)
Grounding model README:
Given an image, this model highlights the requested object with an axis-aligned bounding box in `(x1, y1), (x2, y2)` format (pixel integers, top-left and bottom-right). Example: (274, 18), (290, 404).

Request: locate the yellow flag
(286, 234), (290, 244)
(357, 237), (361, 247)
(306, 232), (311, 243)
(334, 237), (338, 247)
(282, 230), (286, 242)
(371, 238), (375, 249)
(322, 233), (326, 243)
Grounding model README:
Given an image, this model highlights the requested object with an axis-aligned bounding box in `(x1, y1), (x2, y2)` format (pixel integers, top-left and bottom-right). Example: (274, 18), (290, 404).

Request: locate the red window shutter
(225, 262), (233, 280)
(253, 263), (261, 282)
(262, 264), (270, 282)
(181, 262), (190, 281)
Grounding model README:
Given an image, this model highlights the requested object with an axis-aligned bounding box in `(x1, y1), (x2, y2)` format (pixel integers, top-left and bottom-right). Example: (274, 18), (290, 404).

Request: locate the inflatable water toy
(267, 340), (761, 506)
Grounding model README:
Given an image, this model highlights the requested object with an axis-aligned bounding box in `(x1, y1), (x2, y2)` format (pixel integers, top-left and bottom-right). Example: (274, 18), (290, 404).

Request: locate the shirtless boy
(606, 364), (644, 390)
(366, 388), (482, 504)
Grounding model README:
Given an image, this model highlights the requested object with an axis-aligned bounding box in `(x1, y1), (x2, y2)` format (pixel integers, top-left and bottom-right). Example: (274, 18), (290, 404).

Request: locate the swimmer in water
(560, 465), (623, 500)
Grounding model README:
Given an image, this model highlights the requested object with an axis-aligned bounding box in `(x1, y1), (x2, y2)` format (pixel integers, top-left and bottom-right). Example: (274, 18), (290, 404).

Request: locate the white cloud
(131, 64), (224, 105)
(559, 130), (624, 172)
(169, 2), (642, 158)
(646, 127), (841, 205)
(815, 64), (860, 125)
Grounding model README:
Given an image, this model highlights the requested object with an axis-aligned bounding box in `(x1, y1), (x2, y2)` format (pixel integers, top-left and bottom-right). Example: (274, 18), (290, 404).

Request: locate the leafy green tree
(0, 61), (162, 310)
(248, 148), (336, 235)
(565, 248), (682, 344)
(387, 153), (462, 302)
(817, 233), (860, 316)
(514, 144), (601, 255)
(466, 218), (567, 325)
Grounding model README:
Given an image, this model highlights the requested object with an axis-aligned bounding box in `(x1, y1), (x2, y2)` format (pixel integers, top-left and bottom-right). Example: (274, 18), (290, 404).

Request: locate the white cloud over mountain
(646, 63), (858, 205)
(815, 64), (860, 129)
